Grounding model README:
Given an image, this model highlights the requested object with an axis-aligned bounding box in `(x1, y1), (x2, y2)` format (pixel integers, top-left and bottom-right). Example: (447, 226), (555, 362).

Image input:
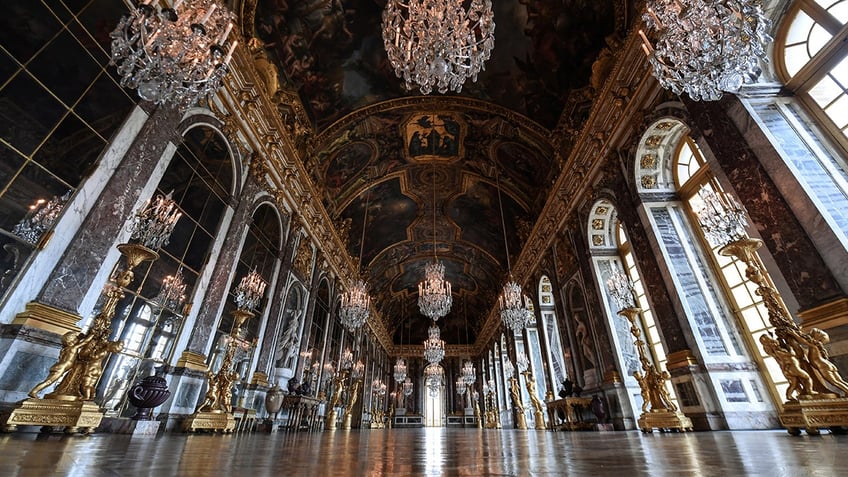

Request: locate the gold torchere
(2, 243), (157, 434)
(508, 376), (528, 430)
(720, 237), (848, 435)
(522, 371), (547, 430)
(618, 307), (693, 433)
(473, 394), (482, 428)
(325, 369), (349, 431)
(183, 309), (254, 433)
(342, 377), (361, 430)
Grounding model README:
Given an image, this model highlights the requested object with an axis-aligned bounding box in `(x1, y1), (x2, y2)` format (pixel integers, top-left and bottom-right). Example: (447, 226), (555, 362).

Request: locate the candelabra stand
(183, 308), (254, 433)
(720, 237), (848, 435)
(618, 307), (692, 433)
(342, 371), (363, 430)
(507, 375), (528, 430)
(2, 242), (159, 434)
(472, 390), (482, 428)
(521, 371), (547, 430)
(325, 369), (349, 431)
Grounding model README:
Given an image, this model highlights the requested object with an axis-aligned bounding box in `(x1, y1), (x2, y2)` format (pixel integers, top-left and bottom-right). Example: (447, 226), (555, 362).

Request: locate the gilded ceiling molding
(475, 26), (666, 350)
(311, 96), (551, 154)
(209, 39), (395, 353)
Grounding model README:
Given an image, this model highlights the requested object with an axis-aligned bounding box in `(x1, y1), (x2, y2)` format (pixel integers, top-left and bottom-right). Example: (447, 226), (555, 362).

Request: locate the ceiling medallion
(382, 0), (495, 95)
(639, 0), (771, 101)
(110, 0), (238, 109)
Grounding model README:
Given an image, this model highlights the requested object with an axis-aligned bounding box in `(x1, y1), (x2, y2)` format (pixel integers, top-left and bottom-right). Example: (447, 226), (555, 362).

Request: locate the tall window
(538, 276), (568, 391)
(778, 0), (848, 147)
(676, 137), (787, 404)
(98, 125), (234, 414)
(589, 199), (675, 412)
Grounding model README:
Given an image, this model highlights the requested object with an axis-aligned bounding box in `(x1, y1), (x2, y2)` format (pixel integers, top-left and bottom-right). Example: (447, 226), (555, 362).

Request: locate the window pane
(822, 0), (848, 24)
(808, 24), (833, 57)
(825, 94), (848, 130)
(809, 75), (842, 107)
(784, 44), (811, 77)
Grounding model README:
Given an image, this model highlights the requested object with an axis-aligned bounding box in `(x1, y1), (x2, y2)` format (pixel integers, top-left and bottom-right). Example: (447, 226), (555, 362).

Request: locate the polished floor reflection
(0, 428), (843, 476)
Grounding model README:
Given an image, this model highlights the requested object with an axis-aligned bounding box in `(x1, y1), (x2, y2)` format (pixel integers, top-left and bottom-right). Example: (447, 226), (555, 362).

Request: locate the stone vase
(265, 384), (284, 418)
(128, 376), (170, 420)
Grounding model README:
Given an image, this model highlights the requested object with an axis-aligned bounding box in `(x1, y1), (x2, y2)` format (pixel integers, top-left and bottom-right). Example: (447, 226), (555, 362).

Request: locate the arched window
(639, 117), (784, 411)
(778, 0), (848, 146)
(588, 199), (675, 414)
(98, 124), (235, 414)
(538, 276), (568, 391)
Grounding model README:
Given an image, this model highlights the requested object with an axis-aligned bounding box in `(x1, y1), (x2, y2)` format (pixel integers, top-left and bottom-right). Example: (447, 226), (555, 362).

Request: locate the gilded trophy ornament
(522, 371), (547, 430)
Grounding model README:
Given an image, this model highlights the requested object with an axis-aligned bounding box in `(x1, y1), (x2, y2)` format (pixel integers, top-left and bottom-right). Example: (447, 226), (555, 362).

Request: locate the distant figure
(288, 378), (300, 394)
(590, 395), (606, 422)
(559, 378), (574, 398)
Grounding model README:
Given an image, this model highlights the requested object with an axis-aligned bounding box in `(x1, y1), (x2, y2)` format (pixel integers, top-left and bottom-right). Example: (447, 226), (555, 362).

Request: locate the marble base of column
(12, 302), (81, 336)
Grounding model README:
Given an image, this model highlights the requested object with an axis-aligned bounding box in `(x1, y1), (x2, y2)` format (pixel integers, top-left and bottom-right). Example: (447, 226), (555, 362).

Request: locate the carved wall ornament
(293, 236), (314, 281)
(641, 175), (658, 189)
(645, 135), (662, 148)
(640, 154), (657, 169)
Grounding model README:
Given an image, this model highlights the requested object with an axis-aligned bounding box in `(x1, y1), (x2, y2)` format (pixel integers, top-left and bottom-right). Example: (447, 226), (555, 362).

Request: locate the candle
(200, 4), (216, 25)
(224, 40), (238, 64)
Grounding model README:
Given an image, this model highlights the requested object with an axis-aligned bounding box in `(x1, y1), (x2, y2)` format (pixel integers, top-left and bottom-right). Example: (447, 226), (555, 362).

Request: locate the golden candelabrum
(183, 308), (255, 433)
(483, 384), (501, 429)
(521, 371), (547, 430)
(342, 376), (362, 430)
(325, 368), (349, 431)
(2, 243), (159, 434)
(508, 375), (528, 430)
(618, 306), (693, 433)
(720, 237), (848, 435)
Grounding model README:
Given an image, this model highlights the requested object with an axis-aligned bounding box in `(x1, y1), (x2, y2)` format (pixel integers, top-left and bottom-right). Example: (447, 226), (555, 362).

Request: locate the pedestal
(182, 411), (236, 433)
(2, 398), (103, 434)
(342, 411), (353, 430)
(98, 417), (161, 436)
(515, 411), (528, 430)
(325, 409), (338, 430)
(534, 409), (546, 430)
(779, 397), (848, 436)
(637, 410), (693, 433)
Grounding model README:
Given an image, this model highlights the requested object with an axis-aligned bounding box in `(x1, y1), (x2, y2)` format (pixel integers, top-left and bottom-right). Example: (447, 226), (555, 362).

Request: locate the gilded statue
(80, 340), (124, 401)
(798, 328), (848, 396)
(198, 370), (222, 412)
(634, 364), (676, 413)
(759, 333), (814, 401)
(509, 376), (524, 414)
(28, 331), (94, 399)
(524, 372), (544, 414)
(345, 378), (361, 414)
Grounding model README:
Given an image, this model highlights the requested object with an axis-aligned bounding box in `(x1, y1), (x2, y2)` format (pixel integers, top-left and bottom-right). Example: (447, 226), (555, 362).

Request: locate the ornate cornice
(209, 39), (395, 354)
(476, 27), (665, 349)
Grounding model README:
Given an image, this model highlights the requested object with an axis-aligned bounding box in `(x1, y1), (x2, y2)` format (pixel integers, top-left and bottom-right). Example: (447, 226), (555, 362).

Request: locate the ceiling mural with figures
(247, 0), (632, 344)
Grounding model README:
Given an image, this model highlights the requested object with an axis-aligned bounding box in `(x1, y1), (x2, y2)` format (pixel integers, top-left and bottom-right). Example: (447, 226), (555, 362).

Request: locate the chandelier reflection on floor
(639, 0), (771, 101)
(110, 0), (238, 109)
(382, 0), (495, 95)
(423, 323), (445, 364)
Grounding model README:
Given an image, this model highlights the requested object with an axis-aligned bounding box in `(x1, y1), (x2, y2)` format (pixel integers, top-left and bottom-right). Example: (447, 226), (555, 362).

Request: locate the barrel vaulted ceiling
(245, 0), (632, 344)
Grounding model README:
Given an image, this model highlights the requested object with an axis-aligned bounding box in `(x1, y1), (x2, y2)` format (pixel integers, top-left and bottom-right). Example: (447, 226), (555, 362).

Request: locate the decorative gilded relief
(640, 154), (656, 169)
(293, 236), (313, 280)
(592, 218), (604, 230)
(641, 175), (657, 189)
(645, 135), (662, 147)
(592, 235), (604, 246)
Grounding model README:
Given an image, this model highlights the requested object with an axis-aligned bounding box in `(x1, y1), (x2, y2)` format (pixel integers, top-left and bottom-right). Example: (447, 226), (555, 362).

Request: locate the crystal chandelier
(130, 192), (183, 250)
(639, 0), (771, 101)
(110, 0), (238, 109)
(498, 280), (533, 332)
(503, 358), (515, 379)
(339, 279), (371, 331)
(234, 269), (267, 311)
(495, 169), (532, 332)
(418, 163), (453, 320)
(393, 357), (408, 382)
(155, 268), (188, 311)
(456, 375), (467, 395)
(695, 189), (749, 248)
(423, 323), (446, 364)
(461, 360), (476, 385)
(606, 271), (636, 311)
(352, 360), (366, 380)
(418, 260), (453, 320)
(382, 0), (495, 95)
(12, 191), (70, 246)
(424, 363), (444, 397)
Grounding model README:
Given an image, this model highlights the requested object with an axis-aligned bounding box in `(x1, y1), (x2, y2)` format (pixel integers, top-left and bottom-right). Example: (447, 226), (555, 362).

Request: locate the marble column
(32, 105), (183, 318)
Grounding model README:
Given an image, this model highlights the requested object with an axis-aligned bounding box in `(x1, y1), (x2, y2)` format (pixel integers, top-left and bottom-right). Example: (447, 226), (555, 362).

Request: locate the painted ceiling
(250, 0), (629, 344)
